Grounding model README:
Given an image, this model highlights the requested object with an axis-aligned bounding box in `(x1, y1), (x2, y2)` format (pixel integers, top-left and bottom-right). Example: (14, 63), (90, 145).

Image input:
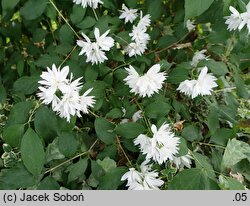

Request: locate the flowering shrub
(0, 0), (249, 190)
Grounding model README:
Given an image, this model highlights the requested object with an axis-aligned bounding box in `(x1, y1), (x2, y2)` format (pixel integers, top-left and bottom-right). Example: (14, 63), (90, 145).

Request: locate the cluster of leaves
(0, 0), (249, 190)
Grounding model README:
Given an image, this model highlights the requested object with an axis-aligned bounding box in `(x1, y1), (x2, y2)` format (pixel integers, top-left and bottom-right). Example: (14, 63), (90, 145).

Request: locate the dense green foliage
(0, 0), (249, 190)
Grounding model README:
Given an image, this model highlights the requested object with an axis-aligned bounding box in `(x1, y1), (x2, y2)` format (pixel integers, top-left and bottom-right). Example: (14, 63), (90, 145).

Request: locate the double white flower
(77, 28), (114, 65)
(124, 64), (166, 98)
(38, 64), (95, 122)
(73, 0), (103, 9)
(119, 4), (138, 24)
(121, 160), (164, 190)
(134, 123), (180, 165)
(177, 66), (218, 99)
(225, 2), (250, 33)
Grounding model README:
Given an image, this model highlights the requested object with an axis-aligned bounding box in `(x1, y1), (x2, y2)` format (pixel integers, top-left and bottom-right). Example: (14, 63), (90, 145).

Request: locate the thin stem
(112, 62), (132, 73)
(44, 139), (99, 174)
(88, 110), (100, 118)
(147, 33), (189, 55)
(112, 33), (130, 45)
(92, 8), (99, 21)
(214, 87), (236, 93)
(60, 45), (78, 67)
(116, 136), (133, 167)
(48, 0), (80, 39)
(194, 142), (226, 149)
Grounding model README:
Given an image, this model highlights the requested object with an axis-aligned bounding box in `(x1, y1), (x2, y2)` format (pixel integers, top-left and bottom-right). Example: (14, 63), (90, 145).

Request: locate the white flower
(121, 160), (164, 190)
(172, 153), (193, 169)
(138, 11), (151, 30)
(186, 19), (196, 32)
(79, 88), (96, 113)
(38, 64), (95, 122)
(119, 4), (138, 24)
(124, 42), (147, 57)
(129, 26), (150, 44)
(38, 64), (69, 106)
(177, 66), (218, 99)
(225, 6), (245, 31)
(94, 28), (114, 51)
(73, 0), (103, 9)
(124, 64), (166, 98)
(190, 49), (209, 67)
(176, 79), (197, 98)
(132, 110), (142, 122)
(134, 123), (180, 164)
(241, 2), (250, 33)
(77, 28), (114, 65)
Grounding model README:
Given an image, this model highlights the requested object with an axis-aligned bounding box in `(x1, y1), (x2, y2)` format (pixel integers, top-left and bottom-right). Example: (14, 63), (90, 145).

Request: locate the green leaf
(37, 176), (60, 190)
(94, 118), (116, 144)
(58, 132), (79, 157)
(77, 16), (96, 29)
(222, 139), (250, 169)
(20, 0), (47, 20)
(1, 0), (20, 17)
(210, 128), (234, 146)
(34, 106), (58, 143)
(13, 76), (40, 95)
(97, 157), (116, 173)
(145, 101), (171, 118)
(85, 66), (99, 82)
(203, 60), (228, 76)
(234, 73), (250, 99)
(3, 124), (24, 147)
(168, 168), (218, 189)
(207, 105), (220, 134)
(0, 163), (36, 189)
(185, 0), (214, 21)
(146, 0), (163, 21)
(21, 128), (45, 177)
(0, 84), (7, 103)
(182, 125), (203, 141)
(124, 0), (137, 7)
(98, 167), (127, 190)
(105, 108), (123, 119)
(167, 63), (191, 84)
(35, 54), (61, 69)
(45, 137), (65, 163)
(192, 152), (216, 180)
(115, 122), (145, 139)
(59, 24), (74, 45)
(70, 5), (86, 24)
(6, 101), (33, 126)
(218, 175), (245, 190)
(66, 158), (88, 183)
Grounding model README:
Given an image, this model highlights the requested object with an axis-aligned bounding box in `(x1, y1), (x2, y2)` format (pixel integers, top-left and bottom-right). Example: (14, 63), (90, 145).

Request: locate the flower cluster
(77, 28), (114, 65)
(177, 66), (218, 99)
(73, 0), (103, 9)
(38, 64), (95, 122)
(119, 4), (151, 57)
(134, 123), (180, 165)
(225, 2), (250, 33)
(121, 160), (164, 190)
(124, 64), (166, 98)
